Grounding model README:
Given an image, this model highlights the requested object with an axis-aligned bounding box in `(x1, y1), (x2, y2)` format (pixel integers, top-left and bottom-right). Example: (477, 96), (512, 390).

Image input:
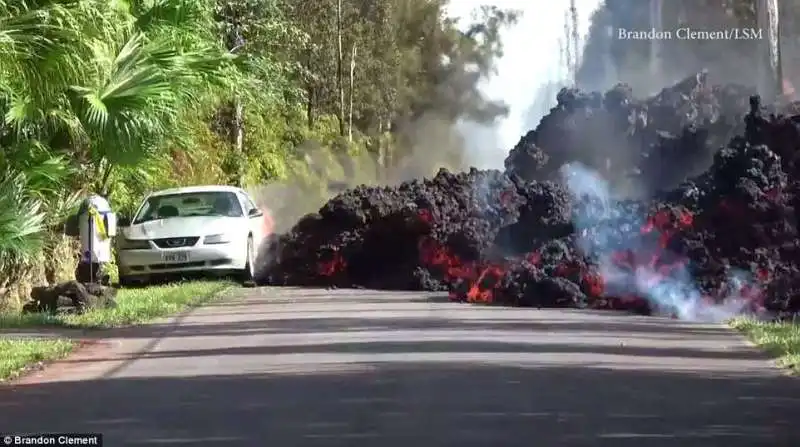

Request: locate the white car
(116, 185), (268, 285)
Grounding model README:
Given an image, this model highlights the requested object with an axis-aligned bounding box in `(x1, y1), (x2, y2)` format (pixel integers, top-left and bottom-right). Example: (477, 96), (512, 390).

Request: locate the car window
(133, 191), (244, 223)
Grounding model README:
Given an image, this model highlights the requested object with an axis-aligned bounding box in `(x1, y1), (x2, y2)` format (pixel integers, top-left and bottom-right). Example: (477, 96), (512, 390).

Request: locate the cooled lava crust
(256, 72), (800, 321)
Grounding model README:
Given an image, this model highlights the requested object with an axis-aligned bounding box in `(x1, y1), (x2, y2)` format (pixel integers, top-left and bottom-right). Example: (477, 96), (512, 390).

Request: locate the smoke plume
(561, 161), (758, 322)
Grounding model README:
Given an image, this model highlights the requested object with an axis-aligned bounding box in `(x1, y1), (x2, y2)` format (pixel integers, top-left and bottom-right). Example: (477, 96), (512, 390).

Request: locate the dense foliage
(0, 0), (517, 308)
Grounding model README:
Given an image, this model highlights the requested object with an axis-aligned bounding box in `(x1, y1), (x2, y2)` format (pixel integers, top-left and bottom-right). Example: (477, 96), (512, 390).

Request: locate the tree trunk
(306, 49), (315, 128)
(233, 99), (244, 186)
(227, 22), (245, 186)
(99, 161), (114, 196)
(336, 0), (345, 136)
(377, 119), (385, 181)
(754, 0), (782, 99)
(563, 10), (572, 82)
(385, 120), (393, 171)
(348, 44), (357, 142)
(569, 0), (579, 86)
(307, 87), (315, 128)
(649, 0), (663, 79)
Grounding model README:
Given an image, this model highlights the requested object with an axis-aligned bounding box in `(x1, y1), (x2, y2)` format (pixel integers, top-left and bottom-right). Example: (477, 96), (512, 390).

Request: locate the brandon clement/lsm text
(617, 27), (763, 41)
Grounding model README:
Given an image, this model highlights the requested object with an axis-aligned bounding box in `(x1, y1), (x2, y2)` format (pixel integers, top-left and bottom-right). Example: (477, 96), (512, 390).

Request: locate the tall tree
(212, 0), (306, 183)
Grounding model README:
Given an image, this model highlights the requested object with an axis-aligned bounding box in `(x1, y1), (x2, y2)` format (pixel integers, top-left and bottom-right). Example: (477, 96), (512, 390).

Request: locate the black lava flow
(255, 72), (800, 320)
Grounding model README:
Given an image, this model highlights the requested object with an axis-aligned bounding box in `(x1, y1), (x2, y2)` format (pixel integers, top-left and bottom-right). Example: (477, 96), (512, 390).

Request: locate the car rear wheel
(239, 236), (255, 284)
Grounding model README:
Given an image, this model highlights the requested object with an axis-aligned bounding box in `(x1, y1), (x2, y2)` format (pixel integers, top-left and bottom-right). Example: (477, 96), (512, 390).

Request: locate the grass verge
(0, 280), (233, 329)
(0, 338), (74, 381)
(731, 318), (800, 374)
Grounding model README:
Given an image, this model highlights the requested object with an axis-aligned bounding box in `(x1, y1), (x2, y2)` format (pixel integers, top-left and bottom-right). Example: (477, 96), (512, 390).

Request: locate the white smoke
(448, 0), (604, 169)
(560, 162), (760, 322)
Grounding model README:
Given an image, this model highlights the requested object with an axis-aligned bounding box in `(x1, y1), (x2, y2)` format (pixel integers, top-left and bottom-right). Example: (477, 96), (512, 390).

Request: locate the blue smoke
(559, 162), (753, 322)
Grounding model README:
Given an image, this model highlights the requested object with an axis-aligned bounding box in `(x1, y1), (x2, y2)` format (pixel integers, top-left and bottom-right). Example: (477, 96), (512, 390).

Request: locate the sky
(446, 0), (603, 168)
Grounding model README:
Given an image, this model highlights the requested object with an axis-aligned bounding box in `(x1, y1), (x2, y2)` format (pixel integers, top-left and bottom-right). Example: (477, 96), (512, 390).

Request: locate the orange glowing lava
(260, 207), (275, 237)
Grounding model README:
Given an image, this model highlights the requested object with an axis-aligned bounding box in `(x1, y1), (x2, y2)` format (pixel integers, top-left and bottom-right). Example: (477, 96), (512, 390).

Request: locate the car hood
(122, 216), (245, 239)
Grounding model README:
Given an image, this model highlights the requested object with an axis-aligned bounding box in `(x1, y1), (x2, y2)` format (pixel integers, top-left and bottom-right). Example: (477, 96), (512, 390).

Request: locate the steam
(560, 162), (757, 322)
(451, 0), (603, 168)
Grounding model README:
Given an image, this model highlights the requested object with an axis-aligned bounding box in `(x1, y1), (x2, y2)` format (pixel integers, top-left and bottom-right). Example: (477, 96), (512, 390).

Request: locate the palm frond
(0, 169), (47, 270)
(44, 188), (83, 227)
(133, 0), (214, 34)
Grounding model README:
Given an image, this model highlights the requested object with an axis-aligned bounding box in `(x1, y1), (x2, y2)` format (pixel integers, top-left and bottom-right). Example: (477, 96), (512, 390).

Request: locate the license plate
(162, 251), (189, 263)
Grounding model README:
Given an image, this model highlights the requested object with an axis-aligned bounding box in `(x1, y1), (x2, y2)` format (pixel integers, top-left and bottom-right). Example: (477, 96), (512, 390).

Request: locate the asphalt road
(1, 287), (799, 446)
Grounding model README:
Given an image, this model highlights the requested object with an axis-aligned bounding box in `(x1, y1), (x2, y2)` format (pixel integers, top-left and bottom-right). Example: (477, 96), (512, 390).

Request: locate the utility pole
(755, 0), (782, 100)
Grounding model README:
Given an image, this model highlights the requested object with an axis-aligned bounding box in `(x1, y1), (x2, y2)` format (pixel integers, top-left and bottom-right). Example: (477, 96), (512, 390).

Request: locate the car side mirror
(248, 208), (263, 217)
(117, 215), (131, 227)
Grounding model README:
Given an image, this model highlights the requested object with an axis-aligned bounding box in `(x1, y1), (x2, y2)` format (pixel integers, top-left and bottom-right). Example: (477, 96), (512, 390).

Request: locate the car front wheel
(239, 236), (255, 284)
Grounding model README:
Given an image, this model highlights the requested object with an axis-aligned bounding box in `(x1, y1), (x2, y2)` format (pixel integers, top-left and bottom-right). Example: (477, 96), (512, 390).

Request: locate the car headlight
(203, 233), (231, 244)
(118, 237), (150, 250)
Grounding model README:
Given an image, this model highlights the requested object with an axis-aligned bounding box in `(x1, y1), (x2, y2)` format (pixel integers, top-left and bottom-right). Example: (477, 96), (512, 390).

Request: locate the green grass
(0, 338), (74, 381)
(0, 280), (234, 329)
(731, 318), (800, 374)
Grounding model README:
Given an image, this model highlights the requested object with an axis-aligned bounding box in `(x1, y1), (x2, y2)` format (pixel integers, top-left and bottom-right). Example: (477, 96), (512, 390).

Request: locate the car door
(238, 191), (266, 244)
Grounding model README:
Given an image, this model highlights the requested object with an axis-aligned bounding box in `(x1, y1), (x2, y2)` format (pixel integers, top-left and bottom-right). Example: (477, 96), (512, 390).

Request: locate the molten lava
(258, 74), (800, 320)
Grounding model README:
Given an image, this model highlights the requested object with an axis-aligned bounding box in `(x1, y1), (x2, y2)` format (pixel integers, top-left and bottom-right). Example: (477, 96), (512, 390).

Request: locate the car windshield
(133, 191), (243, 224)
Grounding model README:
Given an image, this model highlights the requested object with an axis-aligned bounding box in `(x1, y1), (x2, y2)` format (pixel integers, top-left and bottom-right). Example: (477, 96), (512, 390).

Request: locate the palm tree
(0, 0), (230, 299)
